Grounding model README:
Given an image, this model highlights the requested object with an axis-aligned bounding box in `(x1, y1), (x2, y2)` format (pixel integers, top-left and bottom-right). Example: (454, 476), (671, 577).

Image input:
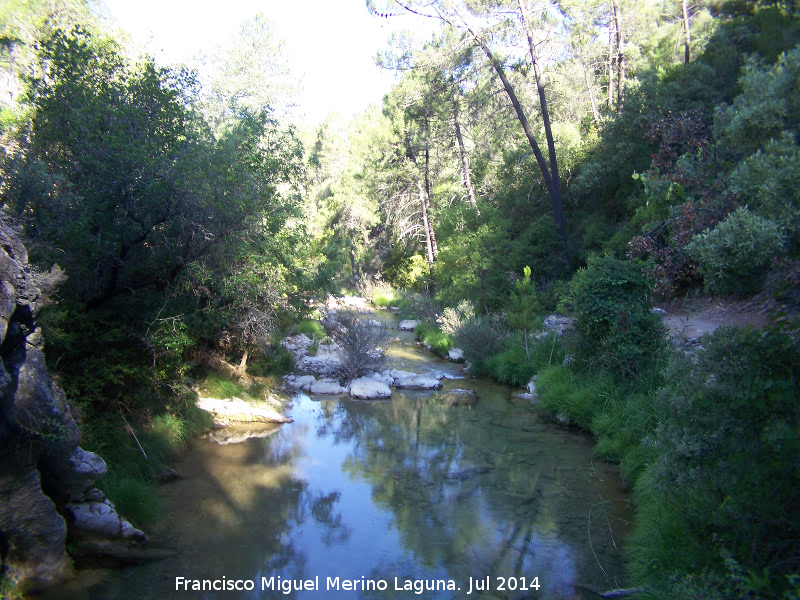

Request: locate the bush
(562, 255), (665, 378)
(486, 344), (536, 387)
(452, 313), (510, 373)
(686, 206), (786, 296)
(322, 310), (386, 383)
(632, 326), (800, 597)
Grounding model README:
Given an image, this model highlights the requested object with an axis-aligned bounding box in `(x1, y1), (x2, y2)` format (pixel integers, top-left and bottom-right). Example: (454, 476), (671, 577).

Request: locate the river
(32, 307), (630, 600)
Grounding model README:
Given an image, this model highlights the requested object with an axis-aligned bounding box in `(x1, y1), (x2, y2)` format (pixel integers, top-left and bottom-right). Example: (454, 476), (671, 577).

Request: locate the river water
(33, 309), (630, 600)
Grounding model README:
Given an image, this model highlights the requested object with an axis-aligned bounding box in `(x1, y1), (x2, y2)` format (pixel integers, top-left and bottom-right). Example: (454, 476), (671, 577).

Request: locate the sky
(99, 0), (422, 126)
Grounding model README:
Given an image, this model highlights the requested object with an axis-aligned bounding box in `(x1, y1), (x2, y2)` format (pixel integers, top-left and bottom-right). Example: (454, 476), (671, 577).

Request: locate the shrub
(486, 333), (565, 387)
(486, 344), (536, 387)
(633, 326), (800, 597)
(452, 313), (510, 373)
(437, 300), (475, 336)
(686, 206), (786, 296)
(322, 310), (386, 383)
(562, 255), (665, 378)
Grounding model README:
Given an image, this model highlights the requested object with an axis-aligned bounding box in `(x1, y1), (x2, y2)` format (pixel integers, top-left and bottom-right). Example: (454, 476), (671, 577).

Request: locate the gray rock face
(543, 315), (575, 336)
(0, 219), (141, 592)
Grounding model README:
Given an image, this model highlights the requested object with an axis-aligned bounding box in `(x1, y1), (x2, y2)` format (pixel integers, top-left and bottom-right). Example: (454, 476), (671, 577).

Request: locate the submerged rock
(434, 389), (478, 407)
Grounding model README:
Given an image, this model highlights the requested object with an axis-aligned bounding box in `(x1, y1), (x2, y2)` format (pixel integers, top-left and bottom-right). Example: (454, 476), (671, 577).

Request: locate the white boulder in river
(349, 375), (393, 399)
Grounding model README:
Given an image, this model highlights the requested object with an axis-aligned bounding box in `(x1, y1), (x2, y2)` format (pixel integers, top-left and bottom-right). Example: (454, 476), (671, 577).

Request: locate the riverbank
(26, 300), (632, 600)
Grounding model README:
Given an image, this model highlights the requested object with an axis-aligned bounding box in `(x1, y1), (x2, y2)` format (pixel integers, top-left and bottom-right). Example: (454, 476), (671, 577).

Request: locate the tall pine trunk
(453, 91), (478, 211)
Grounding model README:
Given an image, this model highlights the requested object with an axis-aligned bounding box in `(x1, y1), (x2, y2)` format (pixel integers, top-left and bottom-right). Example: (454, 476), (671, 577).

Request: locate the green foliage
(451, 313), (510, 375)
(537, 366), (611, 430)
(686, 206), (786, 295)
(413, 321), (454, 358)
(383, 252), (429, 291)
(96, 470), (160, 528)
(295, 319), (327, 340)
(714, 45), (800, 244)
(199, 374), (248, 399)
(372, 288), (403, 307)
(247, 348), (295, 377)
(485, 332), (565, 387)
(505, 266), (546, 355)
(562, 255), (665, 378)
(631, 326), (800, 597)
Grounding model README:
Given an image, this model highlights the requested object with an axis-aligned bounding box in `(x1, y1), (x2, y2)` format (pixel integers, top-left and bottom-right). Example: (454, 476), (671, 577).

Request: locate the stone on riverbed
(434, 389), (478, 407)
(309, 379), (349, 395)
(398, 319), (421, 331)
(389, 369), (443, 390)
(448, 347), (465, 362)
(283, 374), (316, 392)
(349, 375), (393, 399)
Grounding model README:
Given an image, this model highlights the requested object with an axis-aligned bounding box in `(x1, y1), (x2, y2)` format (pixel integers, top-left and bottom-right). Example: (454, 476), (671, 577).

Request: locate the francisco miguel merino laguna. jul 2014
(175, 575), (465, 594)
(175, 575), (542, 594)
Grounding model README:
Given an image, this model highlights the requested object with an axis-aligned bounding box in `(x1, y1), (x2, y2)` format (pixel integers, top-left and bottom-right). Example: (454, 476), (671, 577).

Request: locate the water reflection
(30, 331), (629, 600)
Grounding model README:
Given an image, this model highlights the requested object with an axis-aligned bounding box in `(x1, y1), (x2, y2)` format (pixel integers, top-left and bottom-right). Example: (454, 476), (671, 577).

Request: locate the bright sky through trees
(99, 0), (417, 125)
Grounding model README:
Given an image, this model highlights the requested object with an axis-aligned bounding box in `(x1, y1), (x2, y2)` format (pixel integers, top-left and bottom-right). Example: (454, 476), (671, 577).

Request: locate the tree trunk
(417, 175), (436, 280)
(581, 56), (600, 122)
(607, 16), (615, 108)
(613, 0), (625, 107)
(453, 92), (478, 211)
(517, 0), (568, 258)
(423, 137), (438, 259)
(682, 0), (691, 64)
(234, 348), (249, 379)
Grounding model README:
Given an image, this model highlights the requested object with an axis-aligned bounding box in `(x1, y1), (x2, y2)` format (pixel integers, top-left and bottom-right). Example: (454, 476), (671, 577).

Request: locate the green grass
(96, 469), (160, 528)
(199, 374), (248, 399)
(295, 319), (326, 339)
(413, 321), (455, 358)
(372, 288), (403, 307)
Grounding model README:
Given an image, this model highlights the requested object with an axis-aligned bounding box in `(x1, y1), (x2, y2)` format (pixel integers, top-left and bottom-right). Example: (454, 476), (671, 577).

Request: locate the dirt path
(659, 295), (771, 343)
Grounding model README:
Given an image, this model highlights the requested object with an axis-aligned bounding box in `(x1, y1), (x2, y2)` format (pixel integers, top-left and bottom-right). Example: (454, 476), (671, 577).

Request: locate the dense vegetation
(2, 0), (799, 597)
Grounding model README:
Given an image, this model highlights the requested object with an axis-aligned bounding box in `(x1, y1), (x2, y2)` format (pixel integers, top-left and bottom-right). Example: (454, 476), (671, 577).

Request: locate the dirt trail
(659, 295), (770, 343)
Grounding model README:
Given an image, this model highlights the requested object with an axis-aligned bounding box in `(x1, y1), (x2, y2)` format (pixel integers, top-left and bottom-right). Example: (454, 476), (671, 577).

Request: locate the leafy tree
(199, 12), (298, 128)
(1, 26), (305, 419)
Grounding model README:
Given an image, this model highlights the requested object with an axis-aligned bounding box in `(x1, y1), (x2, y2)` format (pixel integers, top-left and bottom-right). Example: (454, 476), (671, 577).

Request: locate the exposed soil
(656, 258), (800, 343)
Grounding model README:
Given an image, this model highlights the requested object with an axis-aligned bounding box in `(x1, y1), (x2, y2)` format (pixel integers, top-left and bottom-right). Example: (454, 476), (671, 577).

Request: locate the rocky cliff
(0, 218), (144, 593)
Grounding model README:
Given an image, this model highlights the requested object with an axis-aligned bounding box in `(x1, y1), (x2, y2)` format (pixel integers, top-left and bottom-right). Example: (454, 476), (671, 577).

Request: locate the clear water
(33, 313), (630, 600)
